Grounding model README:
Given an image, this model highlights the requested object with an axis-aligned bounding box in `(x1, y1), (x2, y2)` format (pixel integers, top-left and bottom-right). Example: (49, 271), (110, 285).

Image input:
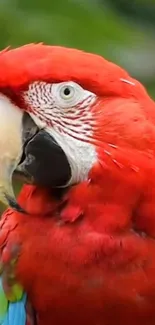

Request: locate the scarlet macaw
(0, 44), (155, 325)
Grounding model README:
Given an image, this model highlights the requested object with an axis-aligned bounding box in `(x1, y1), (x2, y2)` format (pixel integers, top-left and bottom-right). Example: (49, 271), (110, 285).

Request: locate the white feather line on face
(24, 81), (98, 185)
(29, 112), (97, 185)
(28, 109), (97, 185)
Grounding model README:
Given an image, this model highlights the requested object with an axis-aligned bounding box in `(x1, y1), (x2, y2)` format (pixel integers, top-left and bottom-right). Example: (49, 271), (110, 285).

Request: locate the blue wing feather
(0, 278), (27, 325)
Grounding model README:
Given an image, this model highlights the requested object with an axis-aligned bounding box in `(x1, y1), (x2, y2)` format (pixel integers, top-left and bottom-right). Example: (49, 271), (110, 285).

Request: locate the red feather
(0, 44), (150, 100)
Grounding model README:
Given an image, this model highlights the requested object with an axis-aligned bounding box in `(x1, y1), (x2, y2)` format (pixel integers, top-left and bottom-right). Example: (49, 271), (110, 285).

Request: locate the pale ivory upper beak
(0, 94), (23, 209)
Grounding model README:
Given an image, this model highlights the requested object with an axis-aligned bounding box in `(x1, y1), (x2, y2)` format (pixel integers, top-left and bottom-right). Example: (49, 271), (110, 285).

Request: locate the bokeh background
(0, 0), (155, 212)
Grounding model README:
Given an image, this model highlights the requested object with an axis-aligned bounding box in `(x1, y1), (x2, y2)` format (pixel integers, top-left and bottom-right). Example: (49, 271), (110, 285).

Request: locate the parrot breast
(1, 180), (155, 325)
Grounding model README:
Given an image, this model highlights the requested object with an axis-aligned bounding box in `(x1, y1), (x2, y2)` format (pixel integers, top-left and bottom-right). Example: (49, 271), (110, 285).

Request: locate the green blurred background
(0, 0), (155, 213)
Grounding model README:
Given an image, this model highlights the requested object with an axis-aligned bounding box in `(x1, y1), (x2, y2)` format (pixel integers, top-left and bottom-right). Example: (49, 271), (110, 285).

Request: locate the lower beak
(15, 130), (71, 191)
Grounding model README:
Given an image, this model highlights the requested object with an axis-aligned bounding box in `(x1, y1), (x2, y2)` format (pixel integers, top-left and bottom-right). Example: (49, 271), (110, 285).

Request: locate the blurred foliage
(104, 0), (155, 27)
(0, 0), (155, 213)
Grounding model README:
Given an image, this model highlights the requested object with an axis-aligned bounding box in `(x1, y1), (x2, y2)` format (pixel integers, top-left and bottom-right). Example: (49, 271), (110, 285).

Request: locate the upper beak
(0, 95), (38, 211)
(0, 95), (71, 213)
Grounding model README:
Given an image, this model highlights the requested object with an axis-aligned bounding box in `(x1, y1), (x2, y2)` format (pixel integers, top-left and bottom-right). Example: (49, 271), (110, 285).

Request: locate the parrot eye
(52, 81), (90, 108)
(60, 85), (75, 99)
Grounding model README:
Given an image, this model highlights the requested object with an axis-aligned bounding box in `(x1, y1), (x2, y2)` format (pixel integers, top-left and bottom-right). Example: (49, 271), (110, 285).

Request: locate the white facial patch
(23, 81), (98, 185)
(46, 126), (97, 186)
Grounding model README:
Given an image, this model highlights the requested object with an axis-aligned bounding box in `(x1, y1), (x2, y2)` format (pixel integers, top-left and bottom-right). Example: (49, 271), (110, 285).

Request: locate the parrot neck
(17, 163), (139, 235)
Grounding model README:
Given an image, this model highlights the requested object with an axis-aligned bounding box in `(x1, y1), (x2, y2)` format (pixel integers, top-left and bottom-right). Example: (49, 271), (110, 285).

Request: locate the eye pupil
(63, 87), (71, 96)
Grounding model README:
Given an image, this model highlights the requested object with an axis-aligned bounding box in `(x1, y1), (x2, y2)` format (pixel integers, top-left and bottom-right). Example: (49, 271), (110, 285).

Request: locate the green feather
(0, 280), (8, 321)
(7, 283), (24, 302)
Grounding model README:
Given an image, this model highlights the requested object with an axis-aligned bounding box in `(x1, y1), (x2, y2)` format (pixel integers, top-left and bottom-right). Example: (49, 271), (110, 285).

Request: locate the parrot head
(0, 43), (155, 211)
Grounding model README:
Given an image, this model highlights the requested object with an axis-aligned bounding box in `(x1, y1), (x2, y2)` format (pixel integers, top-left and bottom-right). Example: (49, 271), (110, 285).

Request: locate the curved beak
(0, 94), (38, 211)
(0, 95), (71, 212)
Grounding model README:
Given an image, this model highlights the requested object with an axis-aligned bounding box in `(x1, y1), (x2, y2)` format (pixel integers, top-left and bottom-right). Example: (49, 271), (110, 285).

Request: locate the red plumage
(0, 43), (149, 98)
(1, 44), (155, 324)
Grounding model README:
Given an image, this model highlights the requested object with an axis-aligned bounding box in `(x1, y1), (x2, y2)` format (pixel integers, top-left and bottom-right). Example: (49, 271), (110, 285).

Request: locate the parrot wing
(0, 209), (35, 325)
(0, 282), (26, 325)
